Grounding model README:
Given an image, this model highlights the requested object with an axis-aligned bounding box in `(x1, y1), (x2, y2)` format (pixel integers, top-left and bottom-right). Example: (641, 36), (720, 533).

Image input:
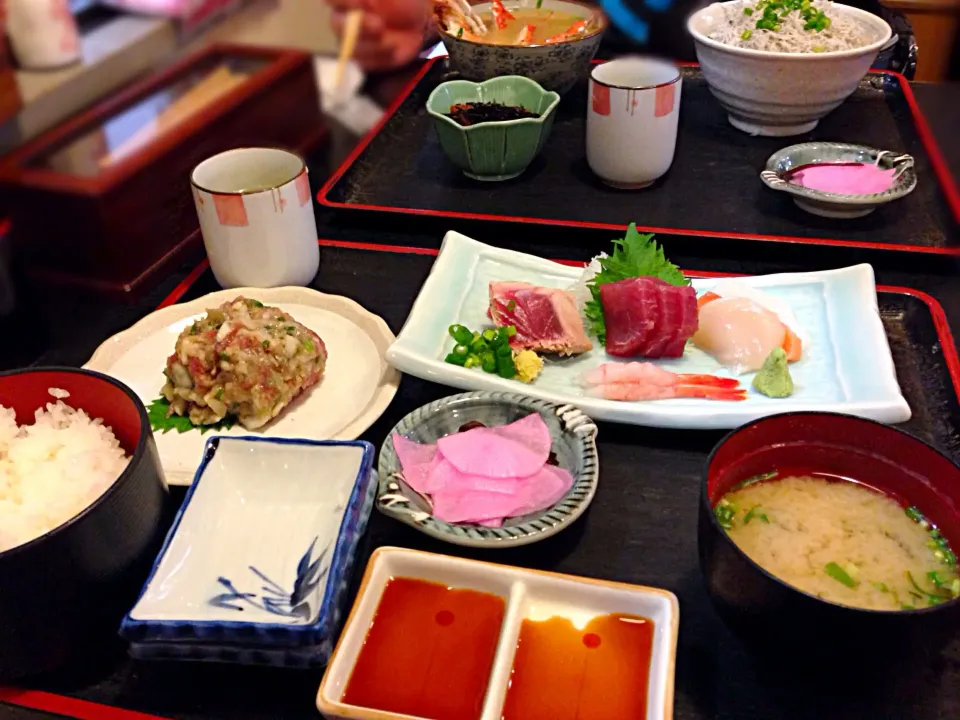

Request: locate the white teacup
(586, 56), (683, 190)
(191, 148), (320, 289)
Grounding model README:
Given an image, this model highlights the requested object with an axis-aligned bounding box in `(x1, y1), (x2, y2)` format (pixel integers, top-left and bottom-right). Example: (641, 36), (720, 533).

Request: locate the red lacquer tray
(318, 60), (960, 257)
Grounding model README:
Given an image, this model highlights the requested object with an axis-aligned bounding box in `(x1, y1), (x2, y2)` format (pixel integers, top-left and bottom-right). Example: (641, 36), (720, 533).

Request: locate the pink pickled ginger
(391, 413), (573, 526)
(391, 434), (438, 495)
(436, 413), (551, 478)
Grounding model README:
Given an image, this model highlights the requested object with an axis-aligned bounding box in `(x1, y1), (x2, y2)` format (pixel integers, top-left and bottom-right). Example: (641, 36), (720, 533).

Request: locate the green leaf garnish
(714, 499), (737, 530)
(905, 505), (924, 523)
(906, 570), (953, 606)
(584, 224), (688, 344)
(824, 562), (858, 588)
(147, 397), (237, 435)
(744, 506), (770, 525)
(731, 471), (777, 492)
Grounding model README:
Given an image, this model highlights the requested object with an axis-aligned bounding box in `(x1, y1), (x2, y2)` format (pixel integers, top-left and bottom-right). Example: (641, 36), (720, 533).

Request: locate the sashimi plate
(386, 232), (910, 430)
(86, 287), (400, 485)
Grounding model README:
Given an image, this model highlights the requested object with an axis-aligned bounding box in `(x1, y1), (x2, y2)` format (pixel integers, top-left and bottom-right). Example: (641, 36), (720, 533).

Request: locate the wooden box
(0, 43), (327, 298)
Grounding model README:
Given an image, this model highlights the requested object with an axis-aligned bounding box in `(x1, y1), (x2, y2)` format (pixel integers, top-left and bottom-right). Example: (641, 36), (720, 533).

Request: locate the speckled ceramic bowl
(426, 76), (560, 181)
(438, 0), (606, 95)
(377, 391), (599, 548)
(687, 1), (892, 136)
(760, 142), (917, 219)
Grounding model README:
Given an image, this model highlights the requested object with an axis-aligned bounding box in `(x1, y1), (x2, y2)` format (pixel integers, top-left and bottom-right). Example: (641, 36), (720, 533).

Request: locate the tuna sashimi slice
(600, 277), (698, 358)
(391, 434), (438, 494)
(436, 413), (551, 478)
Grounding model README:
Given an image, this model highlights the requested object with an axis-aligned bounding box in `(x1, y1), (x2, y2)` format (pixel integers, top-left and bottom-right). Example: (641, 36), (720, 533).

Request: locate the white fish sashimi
(702, 279), (807, 346)
(692, 297), (796, 375)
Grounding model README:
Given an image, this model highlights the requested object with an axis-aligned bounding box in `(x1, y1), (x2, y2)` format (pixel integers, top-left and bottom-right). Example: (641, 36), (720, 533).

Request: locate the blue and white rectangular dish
(119, 436), (377, 668)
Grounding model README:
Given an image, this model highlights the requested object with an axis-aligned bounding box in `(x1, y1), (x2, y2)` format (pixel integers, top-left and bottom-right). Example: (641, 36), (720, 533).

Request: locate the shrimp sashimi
(581, 362), (747, 402)
(692, 293), (803, 375)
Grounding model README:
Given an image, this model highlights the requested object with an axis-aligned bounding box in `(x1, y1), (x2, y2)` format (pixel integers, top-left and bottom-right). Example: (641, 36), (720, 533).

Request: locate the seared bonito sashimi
(489, 281), (592, 356)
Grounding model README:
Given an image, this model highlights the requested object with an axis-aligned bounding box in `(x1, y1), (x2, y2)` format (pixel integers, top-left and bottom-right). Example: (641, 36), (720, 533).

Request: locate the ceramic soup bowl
(700, 412), (960, 676)
(687, 1), (891, 136)
(438, 0), (606, 95)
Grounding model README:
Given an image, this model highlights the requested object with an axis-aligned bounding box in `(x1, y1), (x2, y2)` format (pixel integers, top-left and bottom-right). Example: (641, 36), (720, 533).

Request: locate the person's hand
(328, 0), (433, 72)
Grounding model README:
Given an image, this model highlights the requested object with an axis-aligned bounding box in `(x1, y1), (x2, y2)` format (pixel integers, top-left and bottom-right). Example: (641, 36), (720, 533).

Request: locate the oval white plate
(85, 287), (400, 486)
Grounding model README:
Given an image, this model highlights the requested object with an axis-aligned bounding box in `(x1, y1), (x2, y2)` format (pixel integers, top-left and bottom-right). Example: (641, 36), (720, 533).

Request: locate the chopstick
(335, 9), (364, 91)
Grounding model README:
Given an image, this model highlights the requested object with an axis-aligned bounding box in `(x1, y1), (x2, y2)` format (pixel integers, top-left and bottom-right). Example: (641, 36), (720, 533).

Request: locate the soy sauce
(501, 613), (655, 720)
(341, 577), (505, 720)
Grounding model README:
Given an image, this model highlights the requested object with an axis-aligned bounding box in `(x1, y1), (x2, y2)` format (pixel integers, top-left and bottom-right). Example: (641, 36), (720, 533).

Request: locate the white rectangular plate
(317, 547), (679, 720)
(386, 231), (910, 430)
(125, 438), (374, 629)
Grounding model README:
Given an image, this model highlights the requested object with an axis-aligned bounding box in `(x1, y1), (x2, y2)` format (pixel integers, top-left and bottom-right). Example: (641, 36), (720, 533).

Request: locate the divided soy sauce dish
(317, 547), (679, 720)
(120, 437), (377, 668)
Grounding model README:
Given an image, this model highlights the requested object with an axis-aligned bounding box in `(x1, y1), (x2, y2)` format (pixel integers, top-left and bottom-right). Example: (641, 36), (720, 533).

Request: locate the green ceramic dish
(426, 76), (561, 182)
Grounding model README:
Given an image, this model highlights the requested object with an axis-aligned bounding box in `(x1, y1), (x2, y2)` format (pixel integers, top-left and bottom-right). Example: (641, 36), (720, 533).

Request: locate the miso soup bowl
(699, 412), (960, 671)
(438, 0), (607, 95)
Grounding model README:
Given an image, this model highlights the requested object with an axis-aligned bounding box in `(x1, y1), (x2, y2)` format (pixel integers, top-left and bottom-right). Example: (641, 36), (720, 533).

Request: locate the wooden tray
(319, 60), (960, 257)
(0, 43), (327, 299)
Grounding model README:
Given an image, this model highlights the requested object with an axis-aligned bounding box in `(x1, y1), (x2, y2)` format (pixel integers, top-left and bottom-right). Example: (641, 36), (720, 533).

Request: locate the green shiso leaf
(147, 396), (237, 435)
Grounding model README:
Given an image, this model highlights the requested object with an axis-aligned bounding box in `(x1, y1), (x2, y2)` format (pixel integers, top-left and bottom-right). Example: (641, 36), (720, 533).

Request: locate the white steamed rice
(708, 0), (874, 53)
(0, 389), (130, 554)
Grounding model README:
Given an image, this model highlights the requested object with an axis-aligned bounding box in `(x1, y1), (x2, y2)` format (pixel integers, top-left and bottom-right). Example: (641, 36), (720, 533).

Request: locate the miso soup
(716, 475), (960, 611)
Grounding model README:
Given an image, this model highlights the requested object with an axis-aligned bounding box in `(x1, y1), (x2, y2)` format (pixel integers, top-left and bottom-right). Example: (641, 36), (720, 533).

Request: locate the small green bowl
(426, 76), (561, 182)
